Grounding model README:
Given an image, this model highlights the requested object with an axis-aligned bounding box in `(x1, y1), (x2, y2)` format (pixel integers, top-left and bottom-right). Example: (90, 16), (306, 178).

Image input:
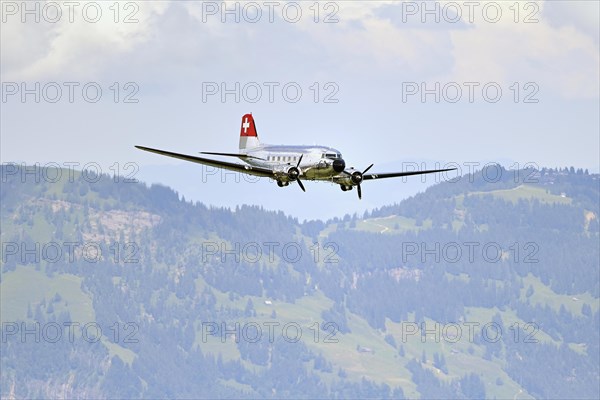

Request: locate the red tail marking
(240, 113), (257, 137)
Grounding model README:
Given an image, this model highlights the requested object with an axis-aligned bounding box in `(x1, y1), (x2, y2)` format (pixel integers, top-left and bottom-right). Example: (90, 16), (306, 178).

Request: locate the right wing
(363, 168), (457, 181)
(135, 146), (274, 178)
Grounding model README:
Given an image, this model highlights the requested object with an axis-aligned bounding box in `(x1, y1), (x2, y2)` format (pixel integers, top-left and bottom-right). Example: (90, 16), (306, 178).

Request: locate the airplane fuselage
(242, 144), (347, 182)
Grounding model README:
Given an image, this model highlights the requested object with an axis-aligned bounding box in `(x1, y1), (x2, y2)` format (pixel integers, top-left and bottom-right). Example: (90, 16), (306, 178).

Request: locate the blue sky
(2, 1), (598, 220)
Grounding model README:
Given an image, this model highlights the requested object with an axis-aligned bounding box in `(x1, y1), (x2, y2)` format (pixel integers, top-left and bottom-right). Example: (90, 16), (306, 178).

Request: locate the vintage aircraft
(135, 113), (455, 199)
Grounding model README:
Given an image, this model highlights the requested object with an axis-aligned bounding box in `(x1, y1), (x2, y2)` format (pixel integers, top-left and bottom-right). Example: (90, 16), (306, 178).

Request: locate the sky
(2, 1), (599, 220)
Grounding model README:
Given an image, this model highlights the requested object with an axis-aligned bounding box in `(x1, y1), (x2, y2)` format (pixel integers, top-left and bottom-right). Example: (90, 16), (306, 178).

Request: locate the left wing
(200, 152), (266, 161)
(135, 146), (274, 178)
(363, 168), (457, 180)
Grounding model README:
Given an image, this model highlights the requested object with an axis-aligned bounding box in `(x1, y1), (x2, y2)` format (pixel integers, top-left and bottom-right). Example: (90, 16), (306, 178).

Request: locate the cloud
(2, 0), (597, 99)
(448, 1), (599, 99)
(1, 2), (169, 81)
(542, 0), (599, 43)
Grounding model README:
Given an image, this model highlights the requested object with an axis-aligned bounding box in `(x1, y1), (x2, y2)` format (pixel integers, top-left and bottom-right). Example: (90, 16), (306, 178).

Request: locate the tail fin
(239, 113), (260, 151)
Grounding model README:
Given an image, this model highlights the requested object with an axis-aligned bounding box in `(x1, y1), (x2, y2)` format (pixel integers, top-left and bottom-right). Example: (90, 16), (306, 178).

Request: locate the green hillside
(1, 165), (598, 399)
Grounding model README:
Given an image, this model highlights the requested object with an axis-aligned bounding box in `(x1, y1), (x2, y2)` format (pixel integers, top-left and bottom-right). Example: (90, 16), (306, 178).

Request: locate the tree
(244, 298), (255, 317)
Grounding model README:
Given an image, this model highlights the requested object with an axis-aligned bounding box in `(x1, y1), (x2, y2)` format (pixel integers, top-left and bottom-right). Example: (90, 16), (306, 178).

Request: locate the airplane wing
(363, 168), (457, 180)
(135, 146), (274, 178)
(199, 152), (266, 161)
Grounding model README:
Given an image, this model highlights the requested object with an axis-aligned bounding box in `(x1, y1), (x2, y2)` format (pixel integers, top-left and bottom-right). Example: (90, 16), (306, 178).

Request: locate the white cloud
(1, 2), (169, 81)
(448, 1), (599, 99)
(542, 0), (599, 42)
(4, 1), (596, 100)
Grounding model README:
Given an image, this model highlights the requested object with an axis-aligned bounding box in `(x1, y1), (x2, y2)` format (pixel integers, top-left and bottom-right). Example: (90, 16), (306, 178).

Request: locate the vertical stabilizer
(239, 113), (260, 151)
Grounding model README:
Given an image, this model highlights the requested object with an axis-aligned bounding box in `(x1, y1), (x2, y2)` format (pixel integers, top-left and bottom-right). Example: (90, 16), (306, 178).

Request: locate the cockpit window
(326, 153), (337, 159)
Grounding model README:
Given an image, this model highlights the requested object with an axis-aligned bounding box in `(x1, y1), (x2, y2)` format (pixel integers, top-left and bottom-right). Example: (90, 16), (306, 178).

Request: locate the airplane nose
(333, 159), (346, 173)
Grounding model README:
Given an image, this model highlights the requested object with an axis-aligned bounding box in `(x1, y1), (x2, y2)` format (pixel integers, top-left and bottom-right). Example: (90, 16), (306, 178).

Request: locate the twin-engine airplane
(135, 114), (455, 199)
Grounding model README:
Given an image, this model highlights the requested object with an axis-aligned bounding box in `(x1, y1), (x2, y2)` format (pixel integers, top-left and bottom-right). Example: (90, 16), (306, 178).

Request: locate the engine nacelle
(337, 168), (363, 186)
(274, 165), (302, 182)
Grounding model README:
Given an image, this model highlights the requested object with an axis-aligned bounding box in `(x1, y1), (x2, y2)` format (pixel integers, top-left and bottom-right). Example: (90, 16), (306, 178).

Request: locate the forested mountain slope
(1, 165), (598, 399)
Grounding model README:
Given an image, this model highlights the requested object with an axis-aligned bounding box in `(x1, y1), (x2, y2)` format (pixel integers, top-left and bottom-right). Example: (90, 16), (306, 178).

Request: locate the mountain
(133, 159), (436, 222)
(1, 164), (598, 399)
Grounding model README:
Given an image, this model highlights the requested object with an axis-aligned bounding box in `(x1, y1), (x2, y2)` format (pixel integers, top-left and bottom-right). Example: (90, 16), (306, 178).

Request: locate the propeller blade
(357, 184), (362, 200)
(297, 179), (306, 192)
(297, 155), (303, 168)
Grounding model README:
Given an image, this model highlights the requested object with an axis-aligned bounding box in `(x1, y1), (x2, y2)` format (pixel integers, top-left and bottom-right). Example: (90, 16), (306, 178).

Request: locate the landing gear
(277, 181), (289, 188)
(340, 185), (353, 192)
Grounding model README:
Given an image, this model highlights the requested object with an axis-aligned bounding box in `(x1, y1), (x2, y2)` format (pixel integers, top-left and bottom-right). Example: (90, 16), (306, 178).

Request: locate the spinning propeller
(287, 155), (305, 192)
(344, 164), (374, 200)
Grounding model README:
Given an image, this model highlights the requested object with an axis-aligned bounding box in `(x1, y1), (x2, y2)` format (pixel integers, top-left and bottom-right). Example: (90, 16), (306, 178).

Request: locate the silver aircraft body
(136, 113), (455, 199)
